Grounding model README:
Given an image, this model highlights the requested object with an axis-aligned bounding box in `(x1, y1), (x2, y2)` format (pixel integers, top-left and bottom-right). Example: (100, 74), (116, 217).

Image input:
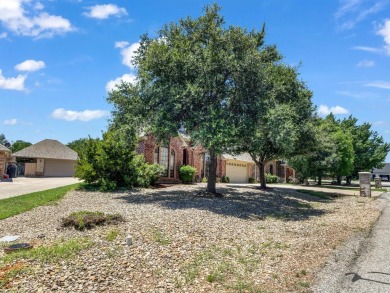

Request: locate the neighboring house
(12, 139), (78, 177)
(137, 134), (295, 183)
(372, 163), (390, 181)
(0, 144), (11, 178)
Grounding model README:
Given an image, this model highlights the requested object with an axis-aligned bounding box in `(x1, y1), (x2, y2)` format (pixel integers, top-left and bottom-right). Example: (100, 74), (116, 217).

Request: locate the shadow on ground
(115, 185), (333, 221)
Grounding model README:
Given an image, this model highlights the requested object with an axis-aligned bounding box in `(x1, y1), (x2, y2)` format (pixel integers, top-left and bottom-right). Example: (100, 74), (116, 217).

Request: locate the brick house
(0, 144), (11, 178)
(137, 134), (294, 183)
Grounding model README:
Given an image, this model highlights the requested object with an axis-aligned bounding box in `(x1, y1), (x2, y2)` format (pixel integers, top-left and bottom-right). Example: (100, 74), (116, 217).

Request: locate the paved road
(0, 177), (81, 200)
(315, 192), (390, 292)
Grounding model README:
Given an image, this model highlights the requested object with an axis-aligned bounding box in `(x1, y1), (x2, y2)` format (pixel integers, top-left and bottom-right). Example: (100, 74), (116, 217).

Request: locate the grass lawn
(0, 183), (81, 220)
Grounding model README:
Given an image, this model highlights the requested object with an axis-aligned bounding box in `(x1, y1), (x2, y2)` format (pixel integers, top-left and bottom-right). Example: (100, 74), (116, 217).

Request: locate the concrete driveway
(0, 177), (81, 200)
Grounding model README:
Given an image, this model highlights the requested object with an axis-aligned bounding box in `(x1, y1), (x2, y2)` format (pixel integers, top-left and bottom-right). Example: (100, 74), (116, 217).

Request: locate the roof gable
(0, 144), (11, 152)
(12, 139), (78, 160)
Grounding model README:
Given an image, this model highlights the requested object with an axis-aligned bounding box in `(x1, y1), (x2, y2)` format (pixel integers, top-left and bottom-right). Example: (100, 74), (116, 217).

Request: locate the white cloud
(356, 60), (375, 67)
(15, 59), (45, 72)
(335, 0), (386, 30)
(0, 0), (74, 38)
(115, 41), (140, 69)
(352, 46), (382, 53)
(84, 4), (127, 19)
(106, 73), (136, 92)
(0, 32), (7, 39)
(0, 69), (26, 91)
(365, 81), (390, 89)
(51, 108), (109, 122)
(377, 19), (390, 55)
(3, 118), (17, 125)
(317, 105), (349, 116)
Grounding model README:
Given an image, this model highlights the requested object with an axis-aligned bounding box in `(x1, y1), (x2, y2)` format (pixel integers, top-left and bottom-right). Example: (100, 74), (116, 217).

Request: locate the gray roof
(0, 144), (11, 153)
(222, 153), (255, 163)
(372, 163), (390, 175)
(12, 139), (78, 160)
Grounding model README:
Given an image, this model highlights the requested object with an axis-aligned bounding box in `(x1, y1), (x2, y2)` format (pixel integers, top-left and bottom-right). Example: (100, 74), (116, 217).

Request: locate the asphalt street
(315, 192), (390, 292)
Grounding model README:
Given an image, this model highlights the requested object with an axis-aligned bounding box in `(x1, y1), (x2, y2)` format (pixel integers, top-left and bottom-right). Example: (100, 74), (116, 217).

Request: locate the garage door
(226, 161), (248, 183)
(44, 159), (75, 177)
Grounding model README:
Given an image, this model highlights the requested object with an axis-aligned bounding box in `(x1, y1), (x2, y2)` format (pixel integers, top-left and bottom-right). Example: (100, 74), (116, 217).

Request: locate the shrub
(248, 177), (256, 183)
(221, 176), (230, 183)
(201, 177), (208, 183)
(179, 165), (197, 183)
(62, 211), (124, 230)
(265, 173), (278, 183)
(74, 126), (163, 191)
(216, 177), (222, 183)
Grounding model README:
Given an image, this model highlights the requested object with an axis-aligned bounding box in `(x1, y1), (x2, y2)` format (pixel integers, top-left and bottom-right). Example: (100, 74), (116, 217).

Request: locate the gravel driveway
(0, 177), (81, 199)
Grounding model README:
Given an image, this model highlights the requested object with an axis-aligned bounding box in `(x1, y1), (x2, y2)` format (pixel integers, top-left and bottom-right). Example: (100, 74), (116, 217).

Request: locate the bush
(265, 173), (278, 183)
(248, 177), (256, 183)
(221, 176), (230, 183)
(179, 165), (197, 183)
(74, 126), (163, 191)
(201, 177), (208, 183)
(62, 211), (124, 230)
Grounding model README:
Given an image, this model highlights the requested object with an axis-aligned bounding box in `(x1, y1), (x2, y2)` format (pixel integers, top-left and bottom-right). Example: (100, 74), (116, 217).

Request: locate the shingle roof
(12, 139), (78, 160)
(372, 163), (390, 175)
(221, 153), (255, 163)
(0, 144), (11, 153)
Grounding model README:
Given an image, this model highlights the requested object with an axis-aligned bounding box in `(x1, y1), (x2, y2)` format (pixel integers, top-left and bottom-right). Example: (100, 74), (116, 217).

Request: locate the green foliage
(62, 211), (124, 230)
(107, 4), (282, 193)
(221, 176), (230, 183)
(74, 126), (163, 191)
(0, 184), (80, 220)
(341, 116), (390, 175)
(66, 138), (90, 154)
(201, 177), (208, 183)
(0, 133), (9, 146)
(105, 228), (121, 242)
(2, 238), (92, 263)
(248, 177), (256, 183)
(10, 140), (32, 153)
(179, 165), (197, 183)
(265, 173), (278, 183)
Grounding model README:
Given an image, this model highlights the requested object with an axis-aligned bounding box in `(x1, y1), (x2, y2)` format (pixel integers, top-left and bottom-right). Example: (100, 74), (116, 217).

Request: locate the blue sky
(1, 0), (390, 160)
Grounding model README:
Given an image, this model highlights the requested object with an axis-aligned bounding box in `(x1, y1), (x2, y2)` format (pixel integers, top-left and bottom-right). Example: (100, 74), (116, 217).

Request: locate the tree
(232, 64), (315, 188)
(0, 134), (10, 147)
(67, 138), (90, 155)
(109, 4), (282, 193)
(341, 116), (390, 184)
(10, 140), (32, 153)
(289, 114), (354, 186)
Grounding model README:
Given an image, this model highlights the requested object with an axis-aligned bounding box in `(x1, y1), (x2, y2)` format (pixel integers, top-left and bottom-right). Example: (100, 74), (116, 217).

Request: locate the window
(154, 147), (159, 164)
(183, 149), (187, 166)
(201, 153), (210, 179)
(160, 147), (169, 177)
(269, 164), (273, 175)
(170, 149), (175, 177)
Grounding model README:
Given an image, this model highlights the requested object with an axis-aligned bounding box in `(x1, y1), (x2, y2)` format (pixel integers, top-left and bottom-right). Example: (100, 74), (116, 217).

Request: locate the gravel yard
(0, 184), (382, 292)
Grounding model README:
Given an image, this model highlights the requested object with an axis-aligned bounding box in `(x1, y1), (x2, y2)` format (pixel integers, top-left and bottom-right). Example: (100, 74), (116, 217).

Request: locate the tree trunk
(337, 175), (342, 185)
(257, 161), (266, 189)
(206, 149), (218, 194)
(318, 175), (322, 186)
(346, 176), (352, 185)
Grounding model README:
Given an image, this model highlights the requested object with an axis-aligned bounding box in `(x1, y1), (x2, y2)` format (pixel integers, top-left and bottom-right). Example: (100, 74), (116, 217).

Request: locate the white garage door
(226, 161), (248, 183)
(44, 159), (75, 177)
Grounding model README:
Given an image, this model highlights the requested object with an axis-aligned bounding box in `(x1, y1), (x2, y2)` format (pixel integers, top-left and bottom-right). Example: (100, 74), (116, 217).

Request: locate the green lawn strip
(1, 238), (93, 264)
(0, 183), (81, 220)
(296, 189), (335, 200)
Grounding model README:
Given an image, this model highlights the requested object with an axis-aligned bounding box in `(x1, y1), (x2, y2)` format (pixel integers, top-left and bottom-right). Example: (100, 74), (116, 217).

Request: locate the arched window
(269, 164), (274, 175)
(170, 149), (175, 177)
(154, 147), (159, 164)
(160, 146), (169, 177)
